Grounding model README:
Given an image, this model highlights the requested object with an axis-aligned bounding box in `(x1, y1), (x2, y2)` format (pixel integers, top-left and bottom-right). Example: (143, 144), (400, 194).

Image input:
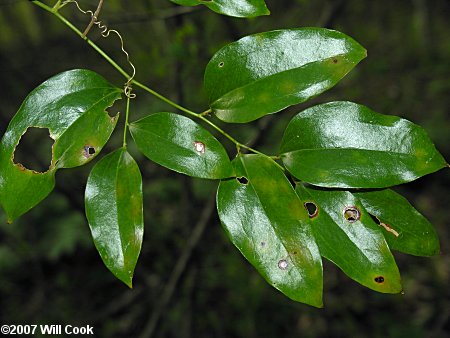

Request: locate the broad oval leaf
(204, 28), (366, 123)
(129, 112), (233, 179)
(354, 189), (440, 257)
(280, 101), (447, 188)
(0, 69), (121, 222)
(217, 154), (323, 307)
(296, 185), (402, 293)
(170, 0), (269, 18)
(85, 148), (144, 288)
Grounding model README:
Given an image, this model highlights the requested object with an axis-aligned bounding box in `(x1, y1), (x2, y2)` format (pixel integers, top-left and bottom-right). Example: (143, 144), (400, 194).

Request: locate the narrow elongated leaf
(170, 0), (269, 18)
(217, 154), (323, 307)
(204, 28), (366, 123)
(85, 148), (144, 288)
(296, 185), (402, 293)
(280, 101), (447, 188)
(0, 69), (121, 222)
(129, 112), (233, 179)
(354, 189), (440, 256)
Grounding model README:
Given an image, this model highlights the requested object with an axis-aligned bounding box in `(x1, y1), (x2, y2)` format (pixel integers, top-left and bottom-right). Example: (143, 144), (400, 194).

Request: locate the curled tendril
(62, 0), (136, 98)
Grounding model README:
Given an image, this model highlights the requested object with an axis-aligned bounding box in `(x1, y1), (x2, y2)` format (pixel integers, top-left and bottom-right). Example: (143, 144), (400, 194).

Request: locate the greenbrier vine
(1, 0), (446, 308)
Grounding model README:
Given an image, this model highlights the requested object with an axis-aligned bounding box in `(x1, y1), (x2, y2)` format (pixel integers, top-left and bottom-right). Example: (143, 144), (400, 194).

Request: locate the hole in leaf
(236, 176), (248, 185)
(193, 141), (205, 154)
(304, 202), (318, 218)
(13, 127), (53, 173)
(278, 259), (288, 270)
(369, 213), (381, 225)
(343, 206), (361, 223)
(83, 145), (96, 158)
(374, 276), (385, 284)
(218, 62), (225, 68)
(369, 213), (400, 237)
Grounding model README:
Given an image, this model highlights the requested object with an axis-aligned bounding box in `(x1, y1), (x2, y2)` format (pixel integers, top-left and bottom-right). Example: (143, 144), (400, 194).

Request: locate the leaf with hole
(217, 154), (323, 307)
(130, 112), (233, 179)
(354, 189), (440, 257)
(169, 0), (269, 18)
(85, 148), (144, 288)
(296, 184), (402, 293)
(204, 28), (366, 123)
(0, 69), (121, 222)
(280, 101), (447, 188)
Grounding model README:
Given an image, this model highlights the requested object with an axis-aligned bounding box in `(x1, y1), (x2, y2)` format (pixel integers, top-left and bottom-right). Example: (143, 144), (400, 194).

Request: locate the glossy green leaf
(354, 189), (440, 256)
(85, 148), (144, 288)
(0, 69), (121, 222)
(280, 101), (447, 188)
(129, 112), (233, 179)
(170, 0), (269, 18)
(296, 185), (402, 293)
(204, 28), (366, 123)
(217, 154), (323, 307)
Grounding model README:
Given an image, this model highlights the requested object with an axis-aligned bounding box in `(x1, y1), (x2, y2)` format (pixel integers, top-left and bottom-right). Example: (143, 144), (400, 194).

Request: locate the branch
(139, 193), (216, 338)
(83, 0), (104, 37)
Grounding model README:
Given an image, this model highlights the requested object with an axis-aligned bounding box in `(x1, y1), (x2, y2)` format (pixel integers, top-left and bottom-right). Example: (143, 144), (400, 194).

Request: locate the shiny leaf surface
(280, 101), (447, 188)
(217, 155), (323, 307)
(130, 112), (233, 179)
(85, 148), (144, 288)
(204, 28), (366, 123)
(354, 189), (440, 256)
(296, 185), (402, 293)
(170, 0), (269, 18)
(0, 69), (121, 222)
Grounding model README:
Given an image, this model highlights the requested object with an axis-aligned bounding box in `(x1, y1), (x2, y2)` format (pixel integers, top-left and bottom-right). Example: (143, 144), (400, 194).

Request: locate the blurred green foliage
(0, 0), (449, 337)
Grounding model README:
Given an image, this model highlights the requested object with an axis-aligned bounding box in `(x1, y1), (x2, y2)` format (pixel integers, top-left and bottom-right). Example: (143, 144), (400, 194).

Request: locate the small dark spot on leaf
(343, 206), (360, 223)
(292, 251), (298, 255)
(260, 241), (266, 248)
(236, 176), (248, 185)
(332, 58), (338, 64)
(374, 276), (384, 284)
(218, 61), (224, 68)
(83, 145), (96, 158)
(278, 259), (288, 270)
(304, 202), (318, 218)
(193, 141), (205, 154)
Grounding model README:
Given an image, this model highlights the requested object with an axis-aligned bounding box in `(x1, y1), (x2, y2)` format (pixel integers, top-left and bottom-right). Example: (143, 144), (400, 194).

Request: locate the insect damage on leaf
(193, 141), (206, 154)
(369, 214), (400, 237)
(343, 206), (361, 223)
(12, 127), (54, 173)
(304, 202), (319, 218)
(83, 145), (96, 158)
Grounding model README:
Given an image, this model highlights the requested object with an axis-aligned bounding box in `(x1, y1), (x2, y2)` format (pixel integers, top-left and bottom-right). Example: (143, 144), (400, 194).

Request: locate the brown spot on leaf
(304, 202), (318, 218)
(193, 141), (205, 154)
(343, 206), (361, 223)
(83, 145), (96, 158)
(278, 259), (289, 270)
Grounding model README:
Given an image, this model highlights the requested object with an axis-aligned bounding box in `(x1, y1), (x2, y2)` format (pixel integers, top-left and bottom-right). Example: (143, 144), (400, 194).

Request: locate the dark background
(0, 0), (449, 337)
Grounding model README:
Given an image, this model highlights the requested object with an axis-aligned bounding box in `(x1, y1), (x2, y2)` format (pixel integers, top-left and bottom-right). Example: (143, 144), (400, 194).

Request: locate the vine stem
(123, 92), (131, 147)
(31, 0), (284, 171)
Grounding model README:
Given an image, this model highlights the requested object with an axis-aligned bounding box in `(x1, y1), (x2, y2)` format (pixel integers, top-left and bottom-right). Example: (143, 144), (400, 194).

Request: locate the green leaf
(280, 101), (447, 188)
(296, 185), (402, 293)
(169, 0), (270, 18)
(0, 69), (121, 222)
(85, 148), (144, 288)
(354, 189), (440, 257)
(204, 28), (366, 123)
(129, 112), (233, 179)
(217, 154), (323, 307)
